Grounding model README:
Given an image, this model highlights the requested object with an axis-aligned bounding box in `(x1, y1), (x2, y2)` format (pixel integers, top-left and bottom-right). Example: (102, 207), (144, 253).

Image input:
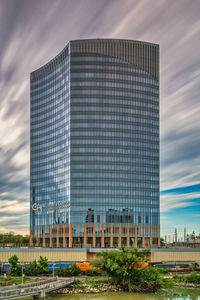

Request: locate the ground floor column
(42, 225), (45, 247)
(69, 224), (72, 248)
(150, 224), (152, 246)
(101, 224), (105, 247)
(36, 226), (39, 246)
(134, 224), (137, 247)
(84, 224), (87, 247)
(63, 224), (66, 248)
(118, 224), (121, 247)
(56, 225), (59, 248)
(93, 224), (96, 248)
(30, 227), (32, 247)
(110, 224), (113, 248)
(126, 224), (129, 247)
(142, 224), (145, 248)
(50, 225), (52, 248)
(158, 225), (160, 247)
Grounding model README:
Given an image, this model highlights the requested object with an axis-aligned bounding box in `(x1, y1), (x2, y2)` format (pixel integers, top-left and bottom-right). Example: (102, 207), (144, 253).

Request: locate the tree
(8, 255), (22, 276)
(24, 261), (39, 276)
(32, 237), (37, 246)
(38, 256), (49, 274)
(91, 247), (173, 292)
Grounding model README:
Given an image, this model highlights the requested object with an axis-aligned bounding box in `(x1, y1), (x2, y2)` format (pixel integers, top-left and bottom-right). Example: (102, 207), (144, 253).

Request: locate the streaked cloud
(0, 0), (200, 235)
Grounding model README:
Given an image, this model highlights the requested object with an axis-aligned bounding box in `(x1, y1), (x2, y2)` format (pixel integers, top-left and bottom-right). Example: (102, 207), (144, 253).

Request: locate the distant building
(30, 39), (160, 248)
(184, 228), (187, 242)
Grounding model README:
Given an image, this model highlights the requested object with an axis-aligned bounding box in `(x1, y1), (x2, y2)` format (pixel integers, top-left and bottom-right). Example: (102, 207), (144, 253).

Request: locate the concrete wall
(151, 248), (200, 262)
(0, 248), (199, 263)
(0, 248), (87, 263)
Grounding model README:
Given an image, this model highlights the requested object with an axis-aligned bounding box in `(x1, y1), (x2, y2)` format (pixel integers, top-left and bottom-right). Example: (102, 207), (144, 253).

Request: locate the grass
(67, 277), (110, 291)
(0, 277), (40, 286)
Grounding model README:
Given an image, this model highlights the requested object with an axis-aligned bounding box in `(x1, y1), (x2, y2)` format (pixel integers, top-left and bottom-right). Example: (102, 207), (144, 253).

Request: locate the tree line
(0, 233), (29, 247)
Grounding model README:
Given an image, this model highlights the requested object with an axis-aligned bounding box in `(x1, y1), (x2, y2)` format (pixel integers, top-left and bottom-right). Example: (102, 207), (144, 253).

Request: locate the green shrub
(162, 278), (175, 288)
(156, 268), (168, 274)
(38, 256), (49, 274)
(63, 265), (72, 276)
(55, 264), (65, 277)
(173, 274), (180, 281)
(174, 271), (200, 284)
(24, 261), (39, 276)
(8, 255), (22, 276)
(185, 271), (200, 284)
(74, 279), (81, 285)
(70, 264), (81, 276)
(56, 264), (81, 277)
(82, 268), (103, 276)
(127, 267), (167, 292)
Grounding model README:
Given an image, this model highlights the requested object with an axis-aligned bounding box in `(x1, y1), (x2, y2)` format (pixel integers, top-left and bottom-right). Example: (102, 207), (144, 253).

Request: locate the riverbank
(51, 278), (122, 294)
(51, 277), (200, 295)
(174, 282), (200, 288)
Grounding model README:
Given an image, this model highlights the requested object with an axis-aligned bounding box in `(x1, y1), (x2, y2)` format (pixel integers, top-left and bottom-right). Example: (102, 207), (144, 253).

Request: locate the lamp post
(53, 263), (55, 277)
(21, 263), (24, 284)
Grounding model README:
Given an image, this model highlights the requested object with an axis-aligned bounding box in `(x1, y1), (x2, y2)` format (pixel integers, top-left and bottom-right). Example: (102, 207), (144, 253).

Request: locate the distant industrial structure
(163, 228), (200, 248)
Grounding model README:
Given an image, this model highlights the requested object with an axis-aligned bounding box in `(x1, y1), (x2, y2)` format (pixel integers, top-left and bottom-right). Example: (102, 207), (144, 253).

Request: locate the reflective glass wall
(70, 52), (159, 228)
(30, 46), (70, 238)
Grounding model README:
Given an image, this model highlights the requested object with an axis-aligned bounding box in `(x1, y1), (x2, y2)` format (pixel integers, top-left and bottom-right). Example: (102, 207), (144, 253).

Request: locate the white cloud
(0, 0), (200, 234)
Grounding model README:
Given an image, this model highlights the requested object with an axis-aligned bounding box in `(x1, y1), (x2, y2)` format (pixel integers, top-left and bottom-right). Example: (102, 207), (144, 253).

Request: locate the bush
(156, 268), (168, 274)
(184, 271), (200, 284)
(127, 267), (165, 292)
(173, 271), (200, 284)
(63, 265), (72, 276)
(8, 255), (22, 276)
(162, 278), (175, 288)
(24, 261), (39, 276)
(38, 256), (48, 274)
(70, 264), (81, 276)
(55, 264), (81, 277)
(82, 268), (103, 276)
(55, 265), (64, 277)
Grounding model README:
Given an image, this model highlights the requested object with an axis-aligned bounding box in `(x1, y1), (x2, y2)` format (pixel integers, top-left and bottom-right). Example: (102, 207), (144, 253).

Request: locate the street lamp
(21, 263), (25, 284)
(53, 263), (55, 277)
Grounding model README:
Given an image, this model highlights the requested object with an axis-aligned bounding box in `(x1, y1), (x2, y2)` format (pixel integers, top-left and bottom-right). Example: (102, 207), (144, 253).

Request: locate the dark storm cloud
(0, 0), (200, 233)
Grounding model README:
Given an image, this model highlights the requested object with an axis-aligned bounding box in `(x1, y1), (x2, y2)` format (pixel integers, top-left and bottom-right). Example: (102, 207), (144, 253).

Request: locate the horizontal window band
(31, 95), (69, 113)
(70, 93), (158, 104)
(31, 73), (69, 96)
(70, 102), (158, 113)
(31, 84), (69, 103)
(70, 85), (158, 97)
(70, 60), (155, 79)
(31, 122), (70, 140)
(71, 76), (157, 87)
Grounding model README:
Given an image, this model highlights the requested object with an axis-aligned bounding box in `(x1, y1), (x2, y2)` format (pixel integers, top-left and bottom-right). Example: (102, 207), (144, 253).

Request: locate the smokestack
(184, 228), (187, 242)
(175, 228), (177, 243)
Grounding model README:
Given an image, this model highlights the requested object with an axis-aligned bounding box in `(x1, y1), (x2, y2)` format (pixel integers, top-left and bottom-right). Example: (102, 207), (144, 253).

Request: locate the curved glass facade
(30, 39), (160, 248)
(30, 46), (70, 240)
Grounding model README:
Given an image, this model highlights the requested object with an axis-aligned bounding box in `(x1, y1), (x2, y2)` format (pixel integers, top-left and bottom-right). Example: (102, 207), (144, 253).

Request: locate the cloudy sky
(0, 0), (200, 239)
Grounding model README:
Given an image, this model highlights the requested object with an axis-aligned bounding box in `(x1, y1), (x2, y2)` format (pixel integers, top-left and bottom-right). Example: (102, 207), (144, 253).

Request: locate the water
(19, 288), (200, 300)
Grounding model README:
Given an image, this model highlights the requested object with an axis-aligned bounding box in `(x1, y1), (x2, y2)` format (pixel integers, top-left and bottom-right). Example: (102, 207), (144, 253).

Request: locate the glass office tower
(30, 39), (160, 248)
